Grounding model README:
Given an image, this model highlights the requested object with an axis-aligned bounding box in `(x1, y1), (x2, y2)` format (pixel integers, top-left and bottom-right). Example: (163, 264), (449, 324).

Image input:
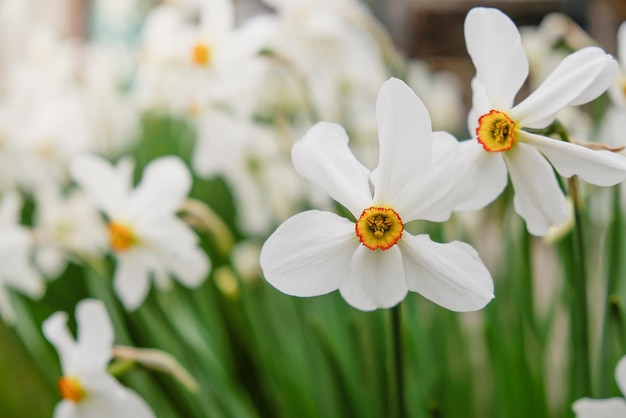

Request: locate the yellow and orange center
(191, 42), (211, 66)
(108, 221), (137, 252)
(58, 376), (86, 403)
(476, 110), (517, 152)
(355, 207), (404, 251)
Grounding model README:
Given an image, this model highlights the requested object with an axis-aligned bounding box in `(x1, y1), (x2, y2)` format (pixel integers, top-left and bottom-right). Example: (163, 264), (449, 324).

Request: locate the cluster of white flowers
(1, 0), (626, 416)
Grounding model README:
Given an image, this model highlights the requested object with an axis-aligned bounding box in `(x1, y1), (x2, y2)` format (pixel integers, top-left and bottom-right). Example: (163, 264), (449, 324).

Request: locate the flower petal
(260, 210), (357, 297)
(81, 373), (155, 418)
(113, 254), (151, 311)
(127, 157), (191, 221)
(572, 398), (626, 418)
(397, 132), (494, 222)
(75, 299), (114, 372)
(511, 47), (618, 128)
(42, 311), (75, 373)
(400, 234), (493, 311)
(292, 123), (372, 218)
(339, 244), (407, 311)
(371, 77), (432, 205)
(454, 139), (508, 211)
(70, 154), (131, 218)
(616, 355), (626, 397)
(521, 131), (626, 186)
(464, 7), (528, 109)
(504, 143), (569, 236)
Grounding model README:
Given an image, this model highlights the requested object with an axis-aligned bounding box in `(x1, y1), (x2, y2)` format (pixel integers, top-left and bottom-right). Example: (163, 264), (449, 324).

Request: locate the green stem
(598, 186), (624, 395)
(391, 304), (406, 418)
(568, 175), (593, 397)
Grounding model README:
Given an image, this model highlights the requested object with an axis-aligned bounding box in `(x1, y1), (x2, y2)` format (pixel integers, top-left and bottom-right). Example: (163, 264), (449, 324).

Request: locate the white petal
(615, 355), (626, 396)
(454, 140), (508, 211)
(0, 191), (21, 226)
(70, 154), (130, 217)
(113, 254), (151, 311)
(511, 47), (618, 128)
(260, 210), (357, 297)
(572, 398), (626, 418)
(81, 373), (155, 418)
(371, 78), (432, 205)
(467, 78), (492, 134)
(161, 245), (210, 288)
(75, 299), (114, 371)
(464, 7), (528, 109)
(200, 0), (234, 38)
(400, 234), (493, 311)
(504, 143), (569, 236)
(339, 245), (407, 311)
(127, 157), (191, 221)
(53, 400), (76, 418)
(0, 286), (16, 324)
(42, 311), (75, 374)
(618, 22), (626, 74)
(397, 132), (488, 221)
(292, 122), (372, 218)
(522, 131), (626, 186)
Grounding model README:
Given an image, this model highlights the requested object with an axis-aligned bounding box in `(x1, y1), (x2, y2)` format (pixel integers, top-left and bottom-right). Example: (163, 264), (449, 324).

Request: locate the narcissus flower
(460, 7), (626, 236)
(43, 299), (155, 418)
(70, 155), (210, 310)
(573, 355), (626, 417)
(260, 78), (494, 311)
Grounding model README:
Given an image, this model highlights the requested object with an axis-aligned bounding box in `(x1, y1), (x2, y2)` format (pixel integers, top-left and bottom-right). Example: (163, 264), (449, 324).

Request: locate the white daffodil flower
(0, 191), (44, 323)
(260, 78), (494, 311)
(460, 7), (626, 236)
(70, 155), (210, 311)
(43, 299), (155, 418)
(573, 355), (626, 417)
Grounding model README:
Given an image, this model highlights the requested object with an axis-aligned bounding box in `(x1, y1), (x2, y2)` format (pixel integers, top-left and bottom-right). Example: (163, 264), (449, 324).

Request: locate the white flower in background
(260, 78), (494, 311)
(573, 355), (626, 417)
(0, 192), (44, 324)
(70, 155), (210, 311)
(460, 7), (626, 236)
(32, 187), (108, 279)
(43, 299), (155, 418)
(406, 59), (465, 135)
(12, 94), (93, 191)
(134, 0), (274, 117)
(262, 0), (389, 131)
(520, 13), (595, 89)
(194, 110), (328, 236)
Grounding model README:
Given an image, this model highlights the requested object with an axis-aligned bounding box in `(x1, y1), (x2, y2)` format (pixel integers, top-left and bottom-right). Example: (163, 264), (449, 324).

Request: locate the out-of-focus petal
(70, 154), (130, 218)
(127, 157), (191, 221)
(113, 254), (151, 311)
(371, 78), (433, 205)
(511, 47), (618, 128)
(292, 122), (372, 218)
(75, 300), (114, 372)
(199, 0), (234, 38)
(572, 397), (626, 418)
(339, 245), (407, 311)
(79, 373), (155, 418)
(260, 210), (357, 296)
(504, 143), (569, 236)
(43, 311), (75, 374)
(401, 234), (493, 311)
(521, 131), (626, 186)
(454, 140), (508, 211)
(615, 355), (626, 397)
(464, 7), (528, 109)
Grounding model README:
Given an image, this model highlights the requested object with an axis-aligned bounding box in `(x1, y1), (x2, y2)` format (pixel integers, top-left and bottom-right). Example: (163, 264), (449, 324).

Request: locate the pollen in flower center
(355, 207), (404, 251)
(192, 42), (211, 66)
(59, 376), (86, 403)
(476, 110), (516, 152)
(108, 221), (137, 252)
